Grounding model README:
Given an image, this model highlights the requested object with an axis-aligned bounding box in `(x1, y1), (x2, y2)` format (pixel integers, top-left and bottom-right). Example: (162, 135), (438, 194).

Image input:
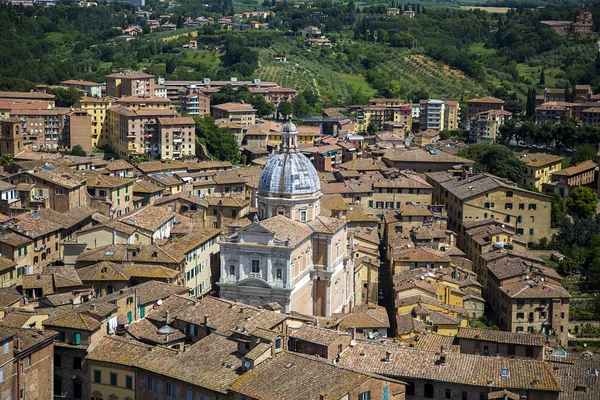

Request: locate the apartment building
(482, 256), (570, 344)
(536, 102), (572, 124)
(212, 102), (256, 126)
(412, 129), (439, 146)
(426, 172), (552, 243)
(105, 71), (155, 98)
(520, 152), (563, 191)
(419, 99), (458, 131)
(76, 97), (114, 148)
(115, 95), (171, 110)
(354, 103), (412, 133)
(0, 87), (56, 105)
(178, 86), (210, 116)
(60, 79), (102, 97)
(157, 117), (196, 160)
(466, 96), (505, 119)
(163, 228), (220, 297)
(469, 109), (512, 144)
(106, 106), (177, 159)
(86, 175), (135, 218)
(382, 148), (474, 173)
(544, 159), (597, 197)
(456, 327), (547, 360)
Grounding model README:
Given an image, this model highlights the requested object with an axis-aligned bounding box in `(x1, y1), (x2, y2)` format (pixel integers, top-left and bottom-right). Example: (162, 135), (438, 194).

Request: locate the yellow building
(426, 172), (552, 244)
(87, 336), (153, 400)
(443, 101), (459, 131)
(76, 97), (114, 148)
(163, 228), (221, 297)
(520, 153), (563, 191)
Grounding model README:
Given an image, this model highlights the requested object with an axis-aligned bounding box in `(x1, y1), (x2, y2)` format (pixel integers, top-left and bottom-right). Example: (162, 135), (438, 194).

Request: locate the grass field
(460, 6), (513, 13)
(470, 42), (495, 56)
(181, 50), (221, 68)
(516, 64), (563, 88)
(340, 73), (376, 97)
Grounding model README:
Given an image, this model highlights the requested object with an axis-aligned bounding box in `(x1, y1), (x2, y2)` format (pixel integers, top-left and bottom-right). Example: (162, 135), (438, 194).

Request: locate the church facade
(218, 121), (354, 316)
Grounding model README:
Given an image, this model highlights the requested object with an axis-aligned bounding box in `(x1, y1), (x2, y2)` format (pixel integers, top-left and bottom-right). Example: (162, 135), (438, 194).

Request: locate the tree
(277, 101), (293, 120)
(566, 187), (598, 219)
(0, 153), (14, 166)
(570, 144), (597, 166)
(130, 154), (150, 165)
(69, 145), (87, 157)
(459, 144), (525, 183)
(46, 87), (83, 107)
(526, 87), (536, 119)
(539, 67), (545, 85)
(193, 116), (240, 164)
(251, 95), (275, 118)
(549, 192), (566, 228)
(166, 58), (177, 74)
(292, 95), (311, 117)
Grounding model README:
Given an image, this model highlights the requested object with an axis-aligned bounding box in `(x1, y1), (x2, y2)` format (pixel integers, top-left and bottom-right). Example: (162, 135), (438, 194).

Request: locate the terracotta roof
(396, 312), (425, 335)
(333, 303), (390, 330)
(126, 317), (185, 344)
(35, 206), (94, 229)
(162, 228), (220, 261)
(0, 290), (21, 307)
(134, 334), (242, 394)
(105, 159), (134, 171)
(467, 96), (505, 104)
(131, 280), (188, 305)
(43, 311), (102, 331)
(550, 356), (600, 400)
(76, 244), (180, 265)
(118, 205), (174, 232)
(308, 215), (346, 234)
(77, 261), (130, 281)
(87, 336), (153, 366)
(123, 264), (178, 280)
(338, 158), (387, 171)
(176, 296), (287, 335)
(145, 294), (198, 325)
(0, 230), (32, 247)
(411, 333), (459, 352)
(520, 153), (563, 168)
(13, 211), (62, 238)
(213, 102), (256, 112)
(500, 280), (571, 299)
(551, 160), (597, 177)
(133, 180), (164, 193)
(290, 324), (349, 346)
(457, 327), (546, 347)
(230, 351), (378, 400)
(383, 148), (473, 164)
(339, 342), (562, 392)
(78, 219), (137, 236)
(61, 79), (101, 87)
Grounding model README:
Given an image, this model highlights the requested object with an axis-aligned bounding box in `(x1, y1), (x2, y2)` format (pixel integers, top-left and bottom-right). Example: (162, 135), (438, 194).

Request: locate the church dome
(258, 121), (321, 195)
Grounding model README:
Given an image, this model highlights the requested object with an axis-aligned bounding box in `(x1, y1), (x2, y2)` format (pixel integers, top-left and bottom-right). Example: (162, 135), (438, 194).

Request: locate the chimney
(204, 315), (210, 326)
(15, 338), (20, 351)
(384, 351), (391, 362)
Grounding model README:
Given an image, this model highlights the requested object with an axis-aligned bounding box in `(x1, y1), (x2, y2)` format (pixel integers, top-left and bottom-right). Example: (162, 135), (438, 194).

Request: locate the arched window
(406, 381), (415, 396)
(276, 269), (282, 279)
(424, 383), (434, 398)
(229, 265), (235, 276)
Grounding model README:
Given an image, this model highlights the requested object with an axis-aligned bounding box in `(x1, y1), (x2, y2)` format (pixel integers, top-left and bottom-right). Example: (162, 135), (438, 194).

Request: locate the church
(218, 121), (354, 317)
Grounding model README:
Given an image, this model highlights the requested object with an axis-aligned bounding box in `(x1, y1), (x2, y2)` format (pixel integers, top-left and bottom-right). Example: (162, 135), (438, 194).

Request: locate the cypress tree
(539, 68), (545, 85)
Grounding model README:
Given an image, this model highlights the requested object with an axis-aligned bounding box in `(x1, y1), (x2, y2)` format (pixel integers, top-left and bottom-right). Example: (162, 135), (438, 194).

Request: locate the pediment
(237, 278), (272, 289)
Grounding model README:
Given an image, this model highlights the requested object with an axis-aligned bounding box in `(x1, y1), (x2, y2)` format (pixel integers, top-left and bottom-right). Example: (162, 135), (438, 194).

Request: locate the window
(110, 372), (117, 386)
(55, 354), (61, 368)
(516, 326), (524, 332)
(229, 265), (235, 276)
(165, 383), (176, 398)
(251, 259), (260, 274)
(516, 312), (524, 319)
(405, 382), (415, 396)
(526, 346), (534, 357)
(368, 200), (373, 208)
(445, 389), (451, 399)
(0, 370), (2, 383)
(505, 202), (513, 209)
(376, 201), (383, 209)
(54, 377), (62, 397)
(516, 228), (524, 235)
(461, 391), (468, 400)
(55, 189), (63, 195)
(94, 370), (101, 383)
(300, 210), (307, 222)
(275, 338), (282, 349)
(528, 204), (537, 210)
(3, 342), (7, 355)
(483, 345), (489, 355)
(72, 332), (81, 345)
(127, 311), (132, 323)
(424, 383), (434, 398)
(506, 191), (513, 197)
(529, 228), (535, 235)
(58, 331), (66, 342)
(73, 357), (82, 370)
(140, 307), (146, 318)
(358, 392), (371, 400)
(519, 203), (525, 210)
(186, 390), (193, 400)
(73, 382), (82, 399)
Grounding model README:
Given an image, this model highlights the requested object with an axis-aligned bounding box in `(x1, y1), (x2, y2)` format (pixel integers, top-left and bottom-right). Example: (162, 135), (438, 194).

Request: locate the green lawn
(470, 42), (495, 56)
(516, 64), (563, 88)
(181, 50), (221, 68)
(340, 73), (376, 97)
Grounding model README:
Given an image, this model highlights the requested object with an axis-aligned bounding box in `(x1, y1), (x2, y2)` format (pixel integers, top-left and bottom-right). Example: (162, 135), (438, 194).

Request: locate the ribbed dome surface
(258, 152), (321, 195)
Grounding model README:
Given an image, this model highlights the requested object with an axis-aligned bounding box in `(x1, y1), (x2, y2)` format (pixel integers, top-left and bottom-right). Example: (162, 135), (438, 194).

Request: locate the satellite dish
(244, 361), (251, 369)
(157, 299), (163, 306)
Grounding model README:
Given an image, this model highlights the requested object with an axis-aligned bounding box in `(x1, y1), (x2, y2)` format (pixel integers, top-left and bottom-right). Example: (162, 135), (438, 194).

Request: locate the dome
(258, 152), (321, 195)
